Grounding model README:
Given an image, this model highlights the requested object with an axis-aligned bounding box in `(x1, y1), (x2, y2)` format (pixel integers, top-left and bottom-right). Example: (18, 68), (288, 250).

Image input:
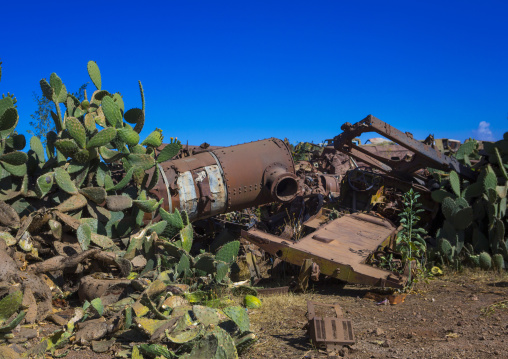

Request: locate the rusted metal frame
(335, 115), (476, 180)
(241, 229), (406, 288)
(350, 143), (400, 170)
(344, 146), (393, 173)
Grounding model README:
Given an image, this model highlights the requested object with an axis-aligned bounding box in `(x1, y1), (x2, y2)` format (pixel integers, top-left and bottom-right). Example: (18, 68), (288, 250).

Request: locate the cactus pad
(0, 290), (22, 323)
(65, 117), (87, 148)
(54, 167), (78, 194)
(87, 127), (117, 149)
(0, 151), (28, 166)
(215, 241), (240, 265)
(479, 252), (492, 270)
(223, 306), (250, 333)
(101, 96), (122, 127)
(106, 195), (133, 211)
(87, 61), (101, 90)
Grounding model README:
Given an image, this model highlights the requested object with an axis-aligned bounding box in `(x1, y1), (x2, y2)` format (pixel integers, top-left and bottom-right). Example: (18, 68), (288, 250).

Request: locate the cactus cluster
(430, 137), (508, 270)
(0, 62), (255, 357)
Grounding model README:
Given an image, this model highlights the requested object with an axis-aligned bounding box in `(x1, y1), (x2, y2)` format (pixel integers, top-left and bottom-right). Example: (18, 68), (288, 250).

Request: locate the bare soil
(244, 270), (508, 359)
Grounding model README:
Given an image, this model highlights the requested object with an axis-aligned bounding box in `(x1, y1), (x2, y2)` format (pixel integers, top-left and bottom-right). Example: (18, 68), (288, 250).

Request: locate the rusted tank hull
(147, 138), (298, 221)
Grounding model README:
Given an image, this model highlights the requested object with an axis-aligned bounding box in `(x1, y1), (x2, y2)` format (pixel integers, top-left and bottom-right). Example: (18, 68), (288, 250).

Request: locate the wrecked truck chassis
(242, 212), (407, 289)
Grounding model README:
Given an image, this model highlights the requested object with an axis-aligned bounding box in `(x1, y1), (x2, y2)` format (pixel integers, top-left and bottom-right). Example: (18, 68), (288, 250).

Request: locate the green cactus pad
(455, 141), (476, 160)
(99, 146), (123, 163)
(65, 117), (87, 148)
(193, 305), (221, 327)
(157, 142), (182, 163)
(167, 324), (203, 344)
(35, 172), (54, 198)
(84, 113), (96, 132)
(451, 206), (473, 230)
(180, 327), (238, 359)
(106, 195), (133, 211)
(438, 238), (454, 262)
(179, 224), (193, 253)
(139, 343), (174, 358)
(215, 261), (229, 283)
(54, 167), (78, 194)
(0, 107), (17, 132)
(5, 134), (26, 151)
(56, 193), (87, 212)
(50, 73), (66, 103)
(30, 136), (45, 162)
(72, 148), (90, 163)
(493, 254), (504, 271)
(124, 108), (143, 124)
(449, 171), (461, 197)
(177, 253), (191, 277)
(101, 96), (122, 127)
(483, 171), (497, 191)
(144, 220), (167, 235)
(141, 129), (163, 148)
(431, 189), (452, 203)
(215, 241), (240, 264)
(1, 162), (27, 177)
(479, 252), (492, 270)
(133, 198), (160, 213)
(223, 306), (250, 333)
(194, 253), (216, 275)
(127, 154), (156, 171)
(117, 126), (140, 146)
(0, 290), (22, 323)
(90, 232), (115, 249)
(79, 187), (106, 204)
(87, 127), (118, 149)
(54, 139), (79, 157)
(0, 151), (28, 166)
(87, 61), (102, 90)
(441, 197), (456, 220)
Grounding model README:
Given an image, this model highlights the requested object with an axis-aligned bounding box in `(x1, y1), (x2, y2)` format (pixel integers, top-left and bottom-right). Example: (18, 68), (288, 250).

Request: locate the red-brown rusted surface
(241, 212), (407, 289)
(147, 138), (299, 221)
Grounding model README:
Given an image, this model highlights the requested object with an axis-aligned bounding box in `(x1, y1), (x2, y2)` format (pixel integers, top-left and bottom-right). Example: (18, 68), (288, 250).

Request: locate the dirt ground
(9, 269), (508, 358)
(243, 270), (508, 359)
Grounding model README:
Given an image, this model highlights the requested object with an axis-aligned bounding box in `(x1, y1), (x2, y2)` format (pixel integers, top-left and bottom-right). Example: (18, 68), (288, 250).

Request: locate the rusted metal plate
(307, 301), (355, 350)
(242, 212), (407, 288)
(256, 286), (289, 296)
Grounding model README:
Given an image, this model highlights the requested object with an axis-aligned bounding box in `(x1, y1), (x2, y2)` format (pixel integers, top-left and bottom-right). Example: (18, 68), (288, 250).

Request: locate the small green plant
(396, 188), (428, 289)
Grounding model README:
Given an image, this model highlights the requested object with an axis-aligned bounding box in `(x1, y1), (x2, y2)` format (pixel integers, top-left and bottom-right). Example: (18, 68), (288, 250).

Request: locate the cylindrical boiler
(147, 138), (298, 221)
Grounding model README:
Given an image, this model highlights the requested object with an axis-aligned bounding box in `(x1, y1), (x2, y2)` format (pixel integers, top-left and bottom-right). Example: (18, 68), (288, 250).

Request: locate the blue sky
(2, 1), (507, 146)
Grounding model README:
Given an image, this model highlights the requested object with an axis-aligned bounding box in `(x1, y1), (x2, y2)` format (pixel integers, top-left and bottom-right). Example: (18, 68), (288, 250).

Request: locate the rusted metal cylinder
(147, 138), (297, 221)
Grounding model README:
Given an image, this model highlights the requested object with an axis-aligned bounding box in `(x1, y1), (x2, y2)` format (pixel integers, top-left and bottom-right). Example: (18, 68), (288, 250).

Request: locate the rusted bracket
(334, 115), (476, 180)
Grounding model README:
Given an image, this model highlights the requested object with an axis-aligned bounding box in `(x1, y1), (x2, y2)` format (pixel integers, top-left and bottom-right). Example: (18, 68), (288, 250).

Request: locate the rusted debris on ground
(307, 301), (355, 356)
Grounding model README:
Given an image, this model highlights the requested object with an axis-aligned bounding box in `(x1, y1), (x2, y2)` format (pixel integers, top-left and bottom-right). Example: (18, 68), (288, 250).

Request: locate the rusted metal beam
(334, 115), (476, 180)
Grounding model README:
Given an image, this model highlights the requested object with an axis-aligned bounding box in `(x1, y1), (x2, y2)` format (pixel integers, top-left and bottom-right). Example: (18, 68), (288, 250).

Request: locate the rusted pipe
(146, 138), (298, 221)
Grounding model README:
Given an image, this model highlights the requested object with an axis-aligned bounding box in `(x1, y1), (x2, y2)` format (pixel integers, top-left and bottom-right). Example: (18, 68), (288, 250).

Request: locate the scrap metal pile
(0, 60), (507, 358)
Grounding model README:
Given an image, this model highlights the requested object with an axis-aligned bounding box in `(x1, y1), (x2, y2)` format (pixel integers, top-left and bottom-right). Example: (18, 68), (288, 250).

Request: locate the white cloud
(473, 121), (494, 141)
